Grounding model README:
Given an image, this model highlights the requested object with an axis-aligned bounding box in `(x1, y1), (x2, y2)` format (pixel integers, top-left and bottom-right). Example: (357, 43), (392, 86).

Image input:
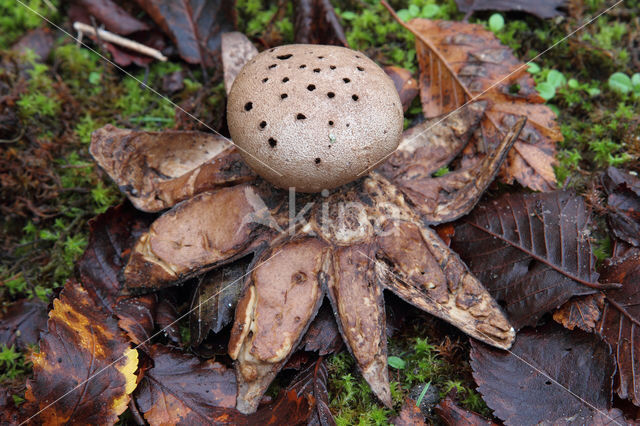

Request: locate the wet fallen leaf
(90, 125), (255, 212)
(116, 294), (157, 346)
(553, 293), (604, 333)
(300, 302), (343, 356)
(455, 0), (567, 19)
(155, 298), (180, 344)
(385, 6), (561, 191)
(135, 344), (236, 424)
(435, 396), (496, 425)
(134, 0), (237, 67)
(470, 323), (615, 425)
(451, 191), (612, 330)
(24, 279), (138, 425)
(603, 167), (640, 247)
(0, 298), (48, 350)
(597, 249), (640, 407)
(189, 257), (250, 346)
(293, 0), (348, 46)
(287, 358), (335, 426)
(136, 344), (315, 425)
(222, 32), (258, 95)
(76, 202), (153, 312)
(384, 66), (420, 112)
(391, 398), (426, 426)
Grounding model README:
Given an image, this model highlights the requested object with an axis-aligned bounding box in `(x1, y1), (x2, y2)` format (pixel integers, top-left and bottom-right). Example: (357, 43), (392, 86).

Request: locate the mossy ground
(1, 0), (638, 423)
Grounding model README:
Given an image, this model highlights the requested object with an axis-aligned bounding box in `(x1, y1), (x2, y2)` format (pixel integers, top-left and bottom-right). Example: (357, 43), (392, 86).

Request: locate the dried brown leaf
(435, 396), (496, 425)
(301, 302), (343, 356)
(116, 294), (157, 346)
(24, 279), (138, 425)
(392, 398), (427, 426)
(384, 66), (419, 112)
(598, 249), (640, 407)
(90, 125), (255, 212)
(133, 0), (236, 67)
(385, 8), (562, 191)
(553, 293), (604, 333)
(455, 0), (567, 19)
(451, 191), (612, 330)
(293, 0), (348, 46)
(470, 323), (615, 425)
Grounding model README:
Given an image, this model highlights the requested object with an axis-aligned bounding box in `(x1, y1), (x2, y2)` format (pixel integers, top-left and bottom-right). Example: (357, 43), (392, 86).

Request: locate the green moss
(0, 0), (59, 49)
(16, 62), (61, 119)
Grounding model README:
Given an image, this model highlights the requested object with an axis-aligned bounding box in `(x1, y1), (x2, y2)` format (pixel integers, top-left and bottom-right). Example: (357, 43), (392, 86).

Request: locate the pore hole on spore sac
(268, 138), (277, 148)
(296, 113), (306, 120)
(327, 92), (335, 98)
(352, 94), (359, 101)
(277, 54), (292, 60)
(259, 121), (267, 129)
(244, 102), (253, 111)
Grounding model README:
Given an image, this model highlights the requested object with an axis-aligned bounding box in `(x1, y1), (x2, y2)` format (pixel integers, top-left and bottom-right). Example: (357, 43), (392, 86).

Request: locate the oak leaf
(451, 191), (614, 330)
(553, 293), (604, 333)
(470, 323), (615, 425)
(24, 279), (138, 425)
(387, 9), (561, 191)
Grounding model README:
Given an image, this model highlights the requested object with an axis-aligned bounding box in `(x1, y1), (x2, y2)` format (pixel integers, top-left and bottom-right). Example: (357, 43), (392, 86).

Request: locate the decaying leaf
(391, 398), (427, 426)
(25, 279), (138, 425)
(90, 125), (255, 212)
(455, 0), (567, 19)
(597, 249), (640, 407)
(435, 396), (497, 425)
(155, 298), (181, 344)
(229, 237), (327, 413)
(470, 323), (615, 425)
(293, 0), (348, 46)
(73, 0), (150, 35)
(0, 298), (48, 350)
(134, 0), (237, 67)
(287, 358), (336, 426)
(384, 66), (420, 112)
(222, 32), (258, 95)
(451, 191), (616, 330)
(386, 8), (561, 191)
(190, 257), (251, 346)
(603, 167), (640, 247)
(300, 302), (343, 356)
(553, 293), (604, 333)
(135, 344), (237, 424)
(116, 294), (157, 346)
(76, 202), (153, 312)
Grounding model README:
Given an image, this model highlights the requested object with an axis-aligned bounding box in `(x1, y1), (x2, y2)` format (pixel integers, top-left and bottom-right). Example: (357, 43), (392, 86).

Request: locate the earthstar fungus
(90, 44), (522, 415)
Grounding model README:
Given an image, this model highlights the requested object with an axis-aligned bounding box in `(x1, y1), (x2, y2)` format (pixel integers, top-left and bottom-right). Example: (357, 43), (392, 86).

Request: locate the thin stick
(72, 22), (167, 62)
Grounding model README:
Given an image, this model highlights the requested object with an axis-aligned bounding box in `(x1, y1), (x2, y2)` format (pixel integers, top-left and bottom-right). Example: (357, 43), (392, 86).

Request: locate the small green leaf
(416, 382), (431, 407)
(421, 4), (440, 18)
(489, 14), (504, 32)
(586, 87), (601, 97)
(388, 356), (406, 369)
(632, 73), (640, 91)
(546, 70), (566, 89)
(397, 9), (411, 22)
(527, 62), (541, 74)
(409, 4), (420, 17)
(88, 71), (101, 85)
(608, 72), (632, 94)
(568, 78), (579, 89)
(537, 82), (556, 101)
(340, 11), (356, 20)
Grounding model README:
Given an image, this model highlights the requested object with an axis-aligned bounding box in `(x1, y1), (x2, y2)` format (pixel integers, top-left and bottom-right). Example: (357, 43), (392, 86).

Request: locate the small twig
(89, 16), (106, 54)
(0, 128), (25, 144)
(73, 22), (167, 62)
